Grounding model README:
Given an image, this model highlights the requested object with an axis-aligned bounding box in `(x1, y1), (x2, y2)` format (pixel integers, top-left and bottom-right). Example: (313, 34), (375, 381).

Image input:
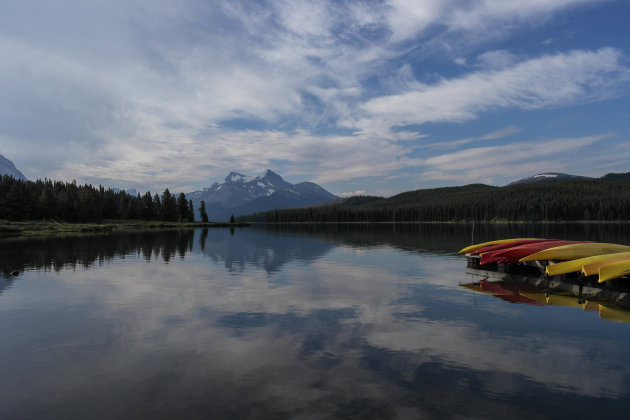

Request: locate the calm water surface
(1, 224), (630, 419)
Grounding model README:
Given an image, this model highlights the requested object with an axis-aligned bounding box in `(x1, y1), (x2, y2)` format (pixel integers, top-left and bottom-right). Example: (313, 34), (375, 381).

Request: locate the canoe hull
(520, 243), (630, 262)
(458, 238), (543, 255)
(599, 260), (630, 283)
(582, 255), (630, 277)
(480, 241), (583, 265)
(546, 251), (630, 277)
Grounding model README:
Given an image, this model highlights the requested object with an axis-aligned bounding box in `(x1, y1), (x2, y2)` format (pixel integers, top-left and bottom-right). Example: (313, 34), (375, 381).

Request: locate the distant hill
(186, 170), (338, 221)
(601, 172), (630, 182)
(509, 171), (630, 185)
(240, 176), (630, 223)
(0, 155), (26, 181)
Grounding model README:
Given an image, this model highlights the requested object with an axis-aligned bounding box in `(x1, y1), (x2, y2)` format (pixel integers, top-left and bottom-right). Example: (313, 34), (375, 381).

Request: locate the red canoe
(471, 239), (558, 255)
(479, 240), (589, 265)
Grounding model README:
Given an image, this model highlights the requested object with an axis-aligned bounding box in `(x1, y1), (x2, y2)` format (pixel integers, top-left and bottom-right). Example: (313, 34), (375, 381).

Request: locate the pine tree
(161, 189), (178, 221)
(188, 200), (195, 222)
(176, 192), (188, 221)
(141, 192), (154, 220)
(199, 200), (208, 223)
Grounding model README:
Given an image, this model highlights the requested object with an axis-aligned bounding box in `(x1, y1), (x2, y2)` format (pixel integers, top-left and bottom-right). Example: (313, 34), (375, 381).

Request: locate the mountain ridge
(186, 169), (338, 221)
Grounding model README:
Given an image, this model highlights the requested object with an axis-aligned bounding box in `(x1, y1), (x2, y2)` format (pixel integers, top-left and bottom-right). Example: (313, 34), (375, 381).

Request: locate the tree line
(0, 175), (210, 222)
(240, 179), (630, 223)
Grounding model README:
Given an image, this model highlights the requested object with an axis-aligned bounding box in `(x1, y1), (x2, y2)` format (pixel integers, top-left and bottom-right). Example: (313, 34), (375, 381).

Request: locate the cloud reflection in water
(1, 225), (630, 418)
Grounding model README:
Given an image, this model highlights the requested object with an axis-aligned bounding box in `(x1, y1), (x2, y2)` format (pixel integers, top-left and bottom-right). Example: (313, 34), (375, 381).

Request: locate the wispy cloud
(425, 126), (521, 149)
(359, 48), (630, 130)
(420, 134), (611, 184)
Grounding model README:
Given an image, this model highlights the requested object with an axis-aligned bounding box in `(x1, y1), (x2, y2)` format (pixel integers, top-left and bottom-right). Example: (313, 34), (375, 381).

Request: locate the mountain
(508, 172), (591, 186)
(186, 170), (338, 221)
(0, 155), (26, 181)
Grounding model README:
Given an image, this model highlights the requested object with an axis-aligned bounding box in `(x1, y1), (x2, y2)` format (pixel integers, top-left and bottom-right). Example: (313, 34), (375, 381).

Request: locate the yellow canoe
(458, 238), (543, 255)
(598, 259), (630, 283)
(520, 243), (630, 262)
(545, 251), (630, 277)
(582, 255), (630, 277)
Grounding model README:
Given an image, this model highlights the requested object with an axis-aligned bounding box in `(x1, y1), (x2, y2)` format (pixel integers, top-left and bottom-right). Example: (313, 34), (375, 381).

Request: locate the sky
(1, 0), (630, 197)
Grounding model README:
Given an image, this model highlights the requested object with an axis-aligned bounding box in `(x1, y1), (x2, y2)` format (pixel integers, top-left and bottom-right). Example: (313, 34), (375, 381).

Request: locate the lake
(1, 224), (630, 419)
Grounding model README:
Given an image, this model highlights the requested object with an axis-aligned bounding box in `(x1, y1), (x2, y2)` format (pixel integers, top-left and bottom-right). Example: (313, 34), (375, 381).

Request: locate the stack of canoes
(459, 238), (630, 283)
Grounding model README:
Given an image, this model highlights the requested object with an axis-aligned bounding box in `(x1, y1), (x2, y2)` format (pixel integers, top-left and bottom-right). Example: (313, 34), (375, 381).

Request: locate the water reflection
(1, 225), (630, 419)
(461, 279), (630, 323)
(0, 230), (198, 278)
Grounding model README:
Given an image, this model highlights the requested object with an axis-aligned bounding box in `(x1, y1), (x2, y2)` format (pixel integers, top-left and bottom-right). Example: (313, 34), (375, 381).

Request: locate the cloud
(359, 48), (630, 130)
(383, 0), (601, 43)
(475, 49), (518, 70)
(420, 134), (611, 184)
(0, 0), (627, 193)
(337, 190), (368, 198)
(426, 125), (521, 149)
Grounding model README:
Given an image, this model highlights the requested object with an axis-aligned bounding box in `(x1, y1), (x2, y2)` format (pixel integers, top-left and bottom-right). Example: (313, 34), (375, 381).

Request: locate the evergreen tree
(188, 200), (195, 222)
(229, 214), (235, 223)
(141, 192), (155, 220)
(176, 192), (188, 221)
(153, 194), (162, 220)
(199, 200), (208, 223)
(161, 189), (178, 221)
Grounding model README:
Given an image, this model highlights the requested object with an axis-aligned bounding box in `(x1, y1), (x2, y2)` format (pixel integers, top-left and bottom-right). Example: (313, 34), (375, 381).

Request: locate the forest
(3, 174), (630, 224)
(240, 176), (630, 223)
(0, 175), (205, 222)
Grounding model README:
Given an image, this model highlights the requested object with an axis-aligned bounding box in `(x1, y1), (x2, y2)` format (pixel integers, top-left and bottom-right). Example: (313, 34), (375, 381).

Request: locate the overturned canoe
(458, 238), (543, 255)
(598, 259), (630, 283)
(470, 239), (557, 256)
(546, 251), (630, 277)
(520, 243), (630, 262)
(582, 255), (630, 277)
(480, 241), (583, 265)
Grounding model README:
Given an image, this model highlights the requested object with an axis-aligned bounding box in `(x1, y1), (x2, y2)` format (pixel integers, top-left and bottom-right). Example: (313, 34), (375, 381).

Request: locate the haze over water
(1, 224), (630, 419)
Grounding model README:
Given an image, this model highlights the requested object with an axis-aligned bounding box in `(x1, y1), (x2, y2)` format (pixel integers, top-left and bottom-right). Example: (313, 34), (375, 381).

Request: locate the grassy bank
(0, 219), (250, 239)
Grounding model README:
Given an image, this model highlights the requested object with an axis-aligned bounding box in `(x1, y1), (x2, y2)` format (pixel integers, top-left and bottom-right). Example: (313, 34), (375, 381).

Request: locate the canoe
(598, 259), (630, 283)
(582, 255), (630, 277)
(519, 243), (630, 262)
(545, 251), (630, 277)
(458, 238), (543, 255)
(470, 239), (557, 255)
(480, 240), (583, 265)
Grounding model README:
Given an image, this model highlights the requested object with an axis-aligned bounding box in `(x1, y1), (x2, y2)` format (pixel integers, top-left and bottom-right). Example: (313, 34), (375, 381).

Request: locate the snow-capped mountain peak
(186, 169), (338, 221)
